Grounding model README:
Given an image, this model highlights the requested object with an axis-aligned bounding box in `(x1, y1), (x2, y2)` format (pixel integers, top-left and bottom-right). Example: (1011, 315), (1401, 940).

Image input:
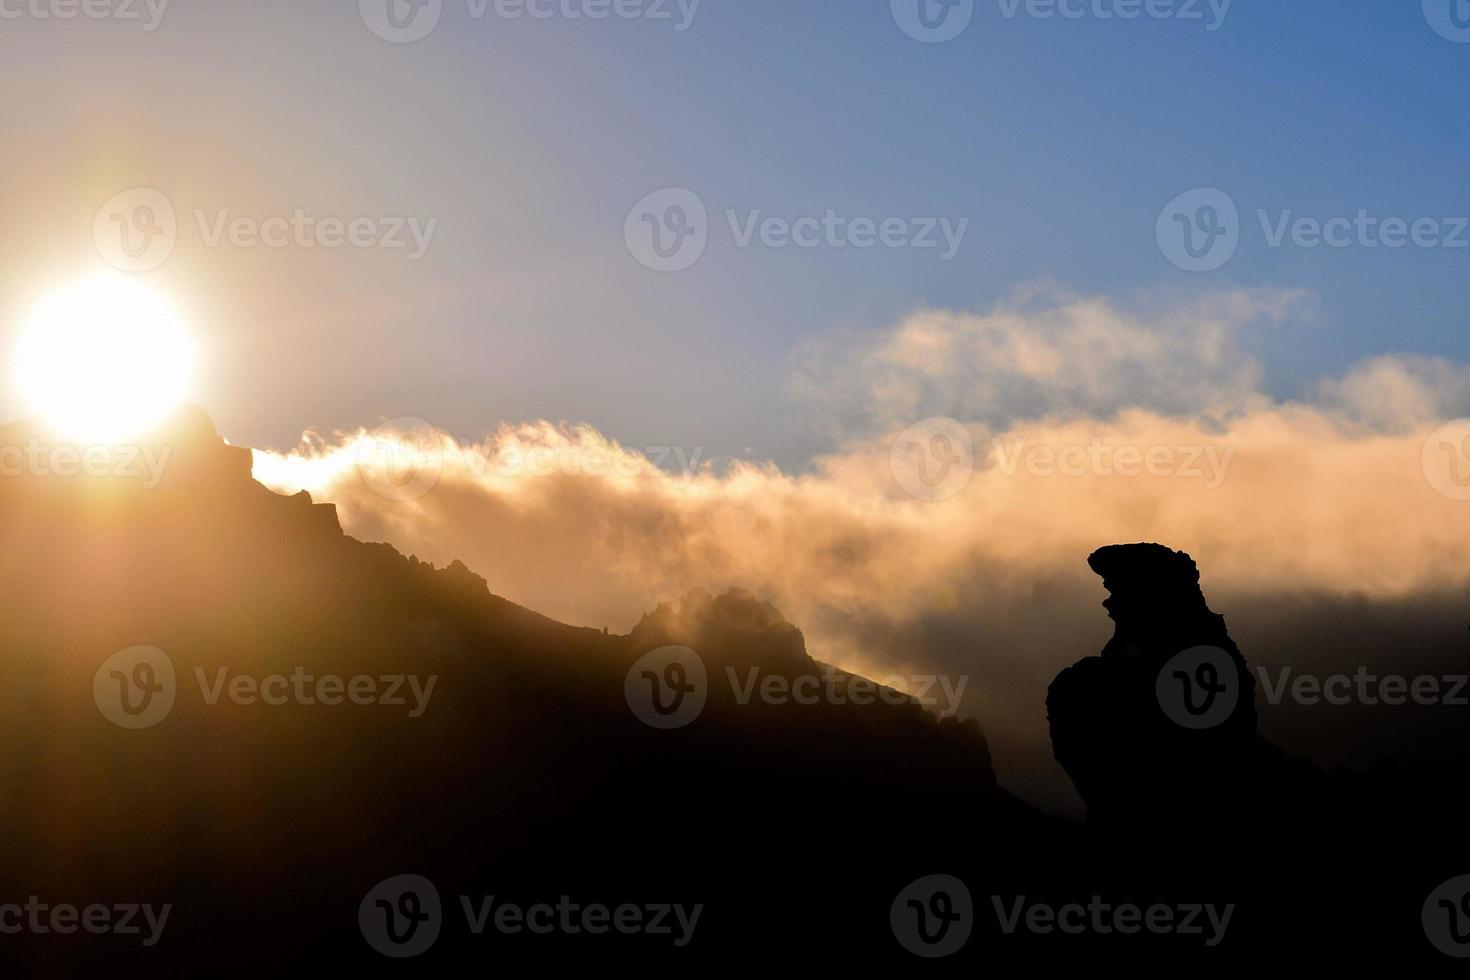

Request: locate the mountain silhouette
(0, 406), (1054, 971)
(1, 408), (1467, 969)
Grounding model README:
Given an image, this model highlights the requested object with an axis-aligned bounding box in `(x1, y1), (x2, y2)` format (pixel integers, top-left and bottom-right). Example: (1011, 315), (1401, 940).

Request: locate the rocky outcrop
(629, 587), (811, 671)
(1047, 543), (1261, 834)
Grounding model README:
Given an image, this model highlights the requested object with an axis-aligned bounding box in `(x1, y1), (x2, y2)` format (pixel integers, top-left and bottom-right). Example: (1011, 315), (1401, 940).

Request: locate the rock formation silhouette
(1047, 543), (1262, 834)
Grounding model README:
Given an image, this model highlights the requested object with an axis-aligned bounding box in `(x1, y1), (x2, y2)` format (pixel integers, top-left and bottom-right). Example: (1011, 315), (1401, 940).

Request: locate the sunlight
(15, 276), (194, 444)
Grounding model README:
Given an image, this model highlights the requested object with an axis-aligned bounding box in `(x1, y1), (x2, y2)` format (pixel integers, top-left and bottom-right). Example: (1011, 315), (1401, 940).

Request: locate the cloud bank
(252, 287), (1470, 812)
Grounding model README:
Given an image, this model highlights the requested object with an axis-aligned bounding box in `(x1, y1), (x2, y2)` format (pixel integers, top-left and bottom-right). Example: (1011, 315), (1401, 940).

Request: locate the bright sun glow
(17, 277), (194, 443)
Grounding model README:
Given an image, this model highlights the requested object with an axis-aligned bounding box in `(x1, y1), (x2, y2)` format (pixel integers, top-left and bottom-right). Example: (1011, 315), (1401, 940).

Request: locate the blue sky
(3, 0), (1469, 467)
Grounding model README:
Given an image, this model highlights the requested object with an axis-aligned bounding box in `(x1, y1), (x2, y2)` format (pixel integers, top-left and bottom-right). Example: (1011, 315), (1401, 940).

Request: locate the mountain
(2, 407), (1467, 969)
(0, 406), (1053, 971)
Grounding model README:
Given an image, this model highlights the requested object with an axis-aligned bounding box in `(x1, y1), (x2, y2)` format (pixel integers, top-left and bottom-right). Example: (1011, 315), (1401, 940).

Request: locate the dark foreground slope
(0, 407), (1062, 972)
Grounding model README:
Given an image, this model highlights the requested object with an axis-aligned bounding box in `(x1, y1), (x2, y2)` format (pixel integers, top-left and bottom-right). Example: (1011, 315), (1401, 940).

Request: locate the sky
(6, 1), (1470, 812)
(2, 1), (1469, 466)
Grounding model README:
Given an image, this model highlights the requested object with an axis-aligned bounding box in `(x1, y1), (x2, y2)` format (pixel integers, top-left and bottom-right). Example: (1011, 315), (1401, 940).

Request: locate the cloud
(1315, 353), (1470, 433)
(251, 288), (1470, 813)
(788, 284), (1313, 436)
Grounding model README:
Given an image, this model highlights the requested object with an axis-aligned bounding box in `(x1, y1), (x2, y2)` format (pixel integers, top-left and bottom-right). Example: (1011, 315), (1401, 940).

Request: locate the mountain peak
(629, 587), (810, 670)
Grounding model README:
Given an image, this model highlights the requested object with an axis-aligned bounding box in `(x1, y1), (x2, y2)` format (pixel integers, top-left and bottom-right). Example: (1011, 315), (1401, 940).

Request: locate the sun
(16, 277), (194, 444)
